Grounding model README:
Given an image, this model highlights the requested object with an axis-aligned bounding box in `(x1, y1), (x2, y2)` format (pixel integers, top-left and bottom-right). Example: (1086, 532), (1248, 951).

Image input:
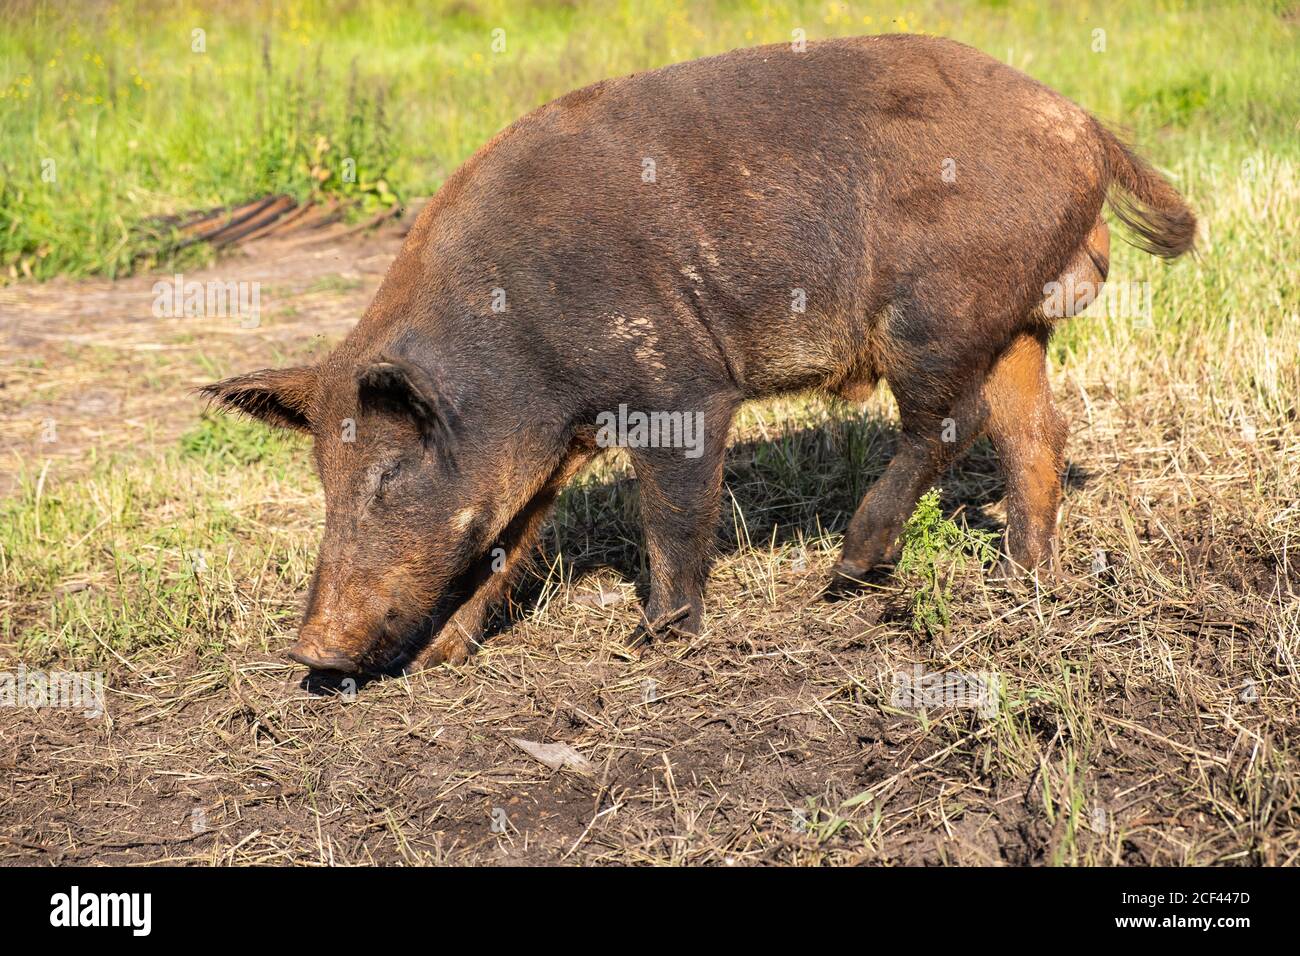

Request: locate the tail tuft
(1095, 122), (1196, 259)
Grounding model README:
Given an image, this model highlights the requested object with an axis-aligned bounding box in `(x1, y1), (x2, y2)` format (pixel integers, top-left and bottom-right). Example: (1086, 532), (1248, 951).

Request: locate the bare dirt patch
(0, 213), (419, 497)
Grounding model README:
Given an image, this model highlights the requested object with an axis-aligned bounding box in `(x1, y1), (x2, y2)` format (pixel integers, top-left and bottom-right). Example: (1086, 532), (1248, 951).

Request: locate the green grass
(0, 423), (316, 665)
(1, 0), (1296, 279)
(179, 413), (305, 468)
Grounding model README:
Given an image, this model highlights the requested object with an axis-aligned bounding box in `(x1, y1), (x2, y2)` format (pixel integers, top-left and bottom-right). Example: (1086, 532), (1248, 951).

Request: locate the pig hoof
(630, 622), (671, 647)
(630, 604), (696, 647)
(409, 631), (470, 671)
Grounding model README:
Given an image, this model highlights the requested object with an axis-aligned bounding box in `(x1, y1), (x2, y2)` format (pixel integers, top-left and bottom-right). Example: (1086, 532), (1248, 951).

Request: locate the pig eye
(373, 462), (402, 498)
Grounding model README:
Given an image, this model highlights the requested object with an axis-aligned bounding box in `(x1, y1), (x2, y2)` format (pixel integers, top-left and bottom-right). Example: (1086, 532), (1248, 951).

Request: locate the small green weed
(895, 489), (999, 636)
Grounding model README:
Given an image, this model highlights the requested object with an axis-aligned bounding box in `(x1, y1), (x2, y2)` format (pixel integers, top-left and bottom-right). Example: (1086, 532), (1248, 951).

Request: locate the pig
(201, 34), (1195, 674)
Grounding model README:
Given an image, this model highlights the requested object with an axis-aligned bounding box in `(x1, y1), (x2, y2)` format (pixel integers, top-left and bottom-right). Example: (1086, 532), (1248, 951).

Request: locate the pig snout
(285, 623), (365, 673)
(286, 563), (436, 673)
(286, 572), (385, 673)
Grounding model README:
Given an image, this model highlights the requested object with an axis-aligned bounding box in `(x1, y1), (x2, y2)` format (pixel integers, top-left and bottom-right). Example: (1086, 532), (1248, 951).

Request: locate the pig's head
(201, 345), (522, 673)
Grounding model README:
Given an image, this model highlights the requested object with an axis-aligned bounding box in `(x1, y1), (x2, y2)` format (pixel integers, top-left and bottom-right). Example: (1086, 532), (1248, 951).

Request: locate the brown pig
(202, 35), (1195, 673)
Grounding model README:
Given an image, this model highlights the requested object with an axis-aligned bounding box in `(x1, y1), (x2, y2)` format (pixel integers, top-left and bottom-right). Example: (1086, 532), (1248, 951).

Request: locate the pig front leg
(627, 398), (736, 642)
(407, 445), (595, 670)
(407, 507), (547, 668)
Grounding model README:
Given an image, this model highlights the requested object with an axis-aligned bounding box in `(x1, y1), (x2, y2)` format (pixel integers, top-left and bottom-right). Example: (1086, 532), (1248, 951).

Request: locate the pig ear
(198, 366), (317, 432)
(356, 357), (456, 445)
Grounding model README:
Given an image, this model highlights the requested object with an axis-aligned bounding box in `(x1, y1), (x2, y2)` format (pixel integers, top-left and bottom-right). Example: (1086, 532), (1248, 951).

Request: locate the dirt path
(0, 213), (418, 496)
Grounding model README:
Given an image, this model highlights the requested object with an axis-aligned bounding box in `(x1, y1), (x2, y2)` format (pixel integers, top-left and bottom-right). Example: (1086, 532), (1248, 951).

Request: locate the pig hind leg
(983, 223), (1107, 574)
(833, 325), (1072, 585)
(982, 328), (1068, 574)
(833, 215), (1107, 585)
(833, 330), (994, 584)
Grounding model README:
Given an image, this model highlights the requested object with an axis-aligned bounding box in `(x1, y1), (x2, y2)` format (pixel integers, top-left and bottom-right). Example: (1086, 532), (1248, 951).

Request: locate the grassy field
(1, 0), (1298, 865)
(1, 0), (1296, 278)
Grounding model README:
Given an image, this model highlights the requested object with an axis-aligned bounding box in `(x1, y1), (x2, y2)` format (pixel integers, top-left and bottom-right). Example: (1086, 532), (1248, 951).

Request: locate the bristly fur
(1095, 120), (1198, 258)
